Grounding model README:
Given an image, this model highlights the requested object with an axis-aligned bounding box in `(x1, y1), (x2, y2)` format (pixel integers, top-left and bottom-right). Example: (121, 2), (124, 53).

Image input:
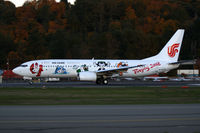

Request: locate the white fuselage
(13, 59), (179, 78)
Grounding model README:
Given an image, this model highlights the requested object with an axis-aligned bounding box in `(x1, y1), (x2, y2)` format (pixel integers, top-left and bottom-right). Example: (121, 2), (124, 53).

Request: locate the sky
(6, 0), (75, 7)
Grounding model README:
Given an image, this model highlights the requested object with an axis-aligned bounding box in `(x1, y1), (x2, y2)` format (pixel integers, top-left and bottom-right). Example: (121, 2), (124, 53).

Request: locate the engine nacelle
(78, 72), (97, 81)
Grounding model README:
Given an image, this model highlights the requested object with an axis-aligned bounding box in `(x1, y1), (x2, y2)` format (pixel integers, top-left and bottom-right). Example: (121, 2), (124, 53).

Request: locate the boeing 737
(13, 29), (186, 84)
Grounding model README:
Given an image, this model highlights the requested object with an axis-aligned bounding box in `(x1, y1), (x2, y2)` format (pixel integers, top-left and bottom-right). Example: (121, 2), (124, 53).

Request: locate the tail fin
(145, 29), (185, 62)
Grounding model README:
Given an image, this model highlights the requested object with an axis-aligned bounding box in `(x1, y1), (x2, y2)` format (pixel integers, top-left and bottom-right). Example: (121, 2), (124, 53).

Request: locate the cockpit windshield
(20, 65), (28, 67)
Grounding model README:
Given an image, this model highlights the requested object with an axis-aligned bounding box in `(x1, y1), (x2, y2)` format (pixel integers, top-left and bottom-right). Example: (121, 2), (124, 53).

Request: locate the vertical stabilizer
(145, 29), (185, 62)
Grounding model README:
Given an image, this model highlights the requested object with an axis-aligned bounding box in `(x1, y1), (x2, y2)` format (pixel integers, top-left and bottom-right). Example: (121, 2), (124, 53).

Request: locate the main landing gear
(96, 78), (108, 85)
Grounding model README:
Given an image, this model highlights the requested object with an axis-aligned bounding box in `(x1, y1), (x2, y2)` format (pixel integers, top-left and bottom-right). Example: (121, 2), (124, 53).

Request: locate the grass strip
(0, 87), (200, 105)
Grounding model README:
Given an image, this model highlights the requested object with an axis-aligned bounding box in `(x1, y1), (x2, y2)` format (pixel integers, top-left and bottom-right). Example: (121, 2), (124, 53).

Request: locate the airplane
(13, 29), (186, 85)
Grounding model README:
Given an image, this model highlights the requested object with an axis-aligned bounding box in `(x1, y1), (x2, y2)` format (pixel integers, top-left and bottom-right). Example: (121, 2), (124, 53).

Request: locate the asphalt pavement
(1, 80), (200, 88)
(0, 104), (200, 133)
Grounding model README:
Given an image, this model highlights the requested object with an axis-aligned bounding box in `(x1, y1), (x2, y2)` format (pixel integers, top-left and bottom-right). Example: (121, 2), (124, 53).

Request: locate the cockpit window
(20, 65), (28, 67)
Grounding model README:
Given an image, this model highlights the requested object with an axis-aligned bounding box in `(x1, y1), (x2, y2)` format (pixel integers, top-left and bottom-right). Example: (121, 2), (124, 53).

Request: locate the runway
(0, 104), (200, 133)
(1, 80), (200, 88)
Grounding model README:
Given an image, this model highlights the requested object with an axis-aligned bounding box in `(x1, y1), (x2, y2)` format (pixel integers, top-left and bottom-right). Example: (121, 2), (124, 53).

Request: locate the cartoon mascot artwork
(117, 62), (128, 76)
(30, 62), (43, 77)
(94, 61), (110, 71)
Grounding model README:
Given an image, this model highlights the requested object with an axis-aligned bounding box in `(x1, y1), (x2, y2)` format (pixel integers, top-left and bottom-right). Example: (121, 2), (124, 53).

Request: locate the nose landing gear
(26, 80), (33, 85)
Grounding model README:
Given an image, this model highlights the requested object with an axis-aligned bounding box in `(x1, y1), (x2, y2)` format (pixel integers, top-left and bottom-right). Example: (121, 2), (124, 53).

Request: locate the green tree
(0, 0), (16, 24)
(0, 33), (15, 68)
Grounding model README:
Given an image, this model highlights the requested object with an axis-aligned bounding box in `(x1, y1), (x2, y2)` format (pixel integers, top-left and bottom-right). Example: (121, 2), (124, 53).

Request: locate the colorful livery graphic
(30, 63), (43, 77)
(54, 66), (68, 74)
(168, 43), (180, 58)
(13, 29), (186, 84)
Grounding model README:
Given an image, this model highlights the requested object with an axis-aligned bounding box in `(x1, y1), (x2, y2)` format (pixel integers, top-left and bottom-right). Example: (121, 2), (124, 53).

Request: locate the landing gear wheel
(103, 79), (108, 85)
(96, 78), (102, 84)
(28, 81), (33, 85)
(96, 78), (108, 85)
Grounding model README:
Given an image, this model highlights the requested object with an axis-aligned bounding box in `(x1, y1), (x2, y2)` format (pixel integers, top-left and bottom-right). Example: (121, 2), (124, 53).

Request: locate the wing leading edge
(96, 65), (144, 76)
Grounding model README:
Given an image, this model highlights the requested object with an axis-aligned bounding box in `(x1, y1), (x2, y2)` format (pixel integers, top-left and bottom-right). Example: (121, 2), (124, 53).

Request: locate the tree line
(0, 0), (200, 69)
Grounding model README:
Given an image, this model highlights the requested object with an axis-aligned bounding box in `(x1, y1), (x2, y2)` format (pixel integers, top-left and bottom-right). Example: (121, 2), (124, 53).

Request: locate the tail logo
(167, 43), (180, 58)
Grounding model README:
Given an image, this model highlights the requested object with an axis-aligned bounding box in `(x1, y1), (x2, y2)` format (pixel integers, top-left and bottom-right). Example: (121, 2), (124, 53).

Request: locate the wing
(96, 65), (144, 76)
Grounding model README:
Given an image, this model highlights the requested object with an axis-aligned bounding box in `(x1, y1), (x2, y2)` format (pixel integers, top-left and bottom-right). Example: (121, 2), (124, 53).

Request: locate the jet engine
(78, 71), (97, 81)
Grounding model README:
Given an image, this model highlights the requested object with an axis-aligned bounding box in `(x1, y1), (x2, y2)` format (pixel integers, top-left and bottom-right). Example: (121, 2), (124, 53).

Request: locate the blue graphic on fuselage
(55, 66), (68, 74)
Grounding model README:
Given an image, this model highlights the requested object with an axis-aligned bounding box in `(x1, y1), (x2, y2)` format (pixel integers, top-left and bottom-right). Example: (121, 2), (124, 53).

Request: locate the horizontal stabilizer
(169, 60), (196, 65)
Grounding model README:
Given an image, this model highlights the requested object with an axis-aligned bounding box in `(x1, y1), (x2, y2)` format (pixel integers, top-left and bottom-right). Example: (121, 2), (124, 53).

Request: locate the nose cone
(12, 67), (20, 75)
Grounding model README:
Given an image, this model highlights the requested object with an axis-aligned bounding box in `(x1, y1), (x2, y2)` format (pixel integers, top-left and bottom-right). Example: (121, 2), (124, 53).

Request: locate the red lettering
(133, 62), (160, 74)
